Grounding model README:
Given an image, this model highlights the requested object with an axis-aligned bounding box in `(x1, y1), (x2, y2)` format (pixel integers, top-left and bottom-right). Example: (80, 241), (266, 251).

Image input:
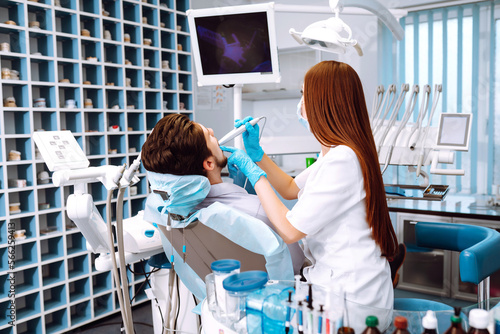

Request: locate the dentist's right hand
(221, 146), (266, 187)
(235, 116), (264, 162)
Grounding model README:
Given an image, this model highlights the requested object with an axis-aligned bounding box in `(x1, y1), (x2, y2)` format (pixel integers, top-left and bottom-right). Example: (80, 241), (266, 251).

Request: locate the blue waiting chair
(395, 222), (500, 311)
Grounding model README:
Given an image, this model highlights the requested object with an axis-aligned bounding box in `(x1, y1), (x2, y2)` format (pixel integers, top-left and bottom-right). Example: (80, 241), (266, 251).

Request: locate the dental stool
(393, 222), (500, 332)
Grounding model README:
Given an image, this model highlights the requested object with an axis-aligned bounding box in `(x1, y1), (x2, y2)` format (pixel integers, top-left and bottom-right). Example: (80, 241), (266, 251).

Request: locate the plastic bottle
(444, 307), (466, 334)
(392, 316), (411, 334)
(362, 316), (381, 334)
(422, 310), (438, 334)
(467, 309), (490, 334)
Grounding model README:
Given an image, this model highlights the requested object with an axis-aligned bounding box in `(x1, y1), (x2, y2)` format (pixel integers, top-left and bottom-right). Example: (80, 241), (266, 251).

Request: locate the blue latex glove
(235, 116), (264, 162)
(221, 146), (266, 187)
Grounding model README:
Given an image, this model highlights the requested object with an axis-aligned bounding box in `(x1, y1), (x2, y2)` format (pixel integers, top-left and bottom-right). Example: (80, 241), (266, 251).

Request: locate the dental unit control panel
(371, 84), (472, 199)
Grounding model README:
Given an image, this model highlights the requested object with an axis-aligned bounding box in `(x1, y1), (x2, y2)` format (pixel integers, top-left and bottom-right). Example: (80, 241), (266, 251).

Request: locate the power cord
(132, 261), (165, 333)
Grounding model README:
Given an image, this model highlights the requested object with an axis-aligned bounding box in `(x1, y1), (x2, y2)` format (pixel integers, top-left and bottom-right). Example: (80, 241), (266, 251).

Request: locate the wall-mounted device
(187, 3), (281, 86)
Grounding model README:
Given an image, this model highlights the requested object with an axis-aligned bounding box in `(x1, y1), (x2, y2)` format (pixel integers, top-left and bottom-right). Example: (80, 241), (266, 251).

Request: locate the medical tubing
(116, 186), (135, 333)
(370, 85), (384, 125)
(123, 155), (141, 184)
(174, 274), (181, 330)
(373, 85), (397, 136)
(167, 269), (177, 330)
(381, 85), (419, 173)
(370, 86), (380, 123)
(416, 85), (442, 176)
(161, 268), (173, 333)
(106, 190), (132, 334)
(130, 264), (165, 332)
(371, 86), (389, 129)
(377, 84), (409, 154)
(373, 85), (396, 135)
(408, 85), (431, 149)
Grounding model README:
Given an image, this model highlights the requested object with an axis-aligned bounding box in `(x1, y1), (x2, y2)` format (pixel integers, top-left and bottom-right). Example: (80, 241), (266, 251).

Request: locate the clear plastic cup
(223, 271), (268, 325)
(211, 259), (241, 317)
(205, 273), (217, 314)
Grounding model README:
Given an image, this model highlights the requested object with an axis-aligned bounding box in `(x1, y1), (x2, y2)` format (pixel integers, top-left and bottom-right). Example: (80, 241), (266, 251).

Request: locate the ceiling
(191, 0), (453, 10)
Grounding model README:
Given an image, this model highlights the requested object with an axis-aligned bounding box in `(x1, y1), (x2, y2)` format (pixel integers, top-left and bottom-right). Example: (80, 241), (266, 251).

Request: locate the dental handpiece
(218, 116), (264, 145)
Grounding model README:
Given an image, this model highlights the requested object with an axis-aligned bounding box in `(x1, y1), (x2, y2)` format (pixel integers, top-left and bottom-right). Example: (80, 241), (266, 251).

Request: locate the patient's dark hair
(141, 114), (212, 175)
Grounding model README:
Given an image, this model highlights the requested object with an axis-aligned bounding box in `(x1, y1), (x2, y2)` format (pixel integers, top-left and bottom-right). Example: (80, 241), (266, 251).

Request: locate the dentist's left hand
(235, 116), (264, 162)
(221, 146), (266, 187)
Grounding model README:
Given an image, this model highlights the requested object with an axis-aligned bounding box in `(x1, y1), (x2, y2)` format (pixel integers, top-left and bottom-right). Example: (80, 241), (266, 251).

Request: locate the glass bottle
(444, 307), (467, 334)
(392, 316), (411, 334)
(338, 326), (355, 334)
(422, 310), (438, 334)
(467, 309), (490, 334)
(362, 316), (381, 334)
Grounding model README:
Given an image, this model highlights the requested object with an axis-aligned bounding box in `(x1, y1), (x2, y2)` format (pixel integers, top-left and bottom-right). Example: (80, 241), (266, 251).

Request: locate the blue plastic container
(223, 271), (268, 326)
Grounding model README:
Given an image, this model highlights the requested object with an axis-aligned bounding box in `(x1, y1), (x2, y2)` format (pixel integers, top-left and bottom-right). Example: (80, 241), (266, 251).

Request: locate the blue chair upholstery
(393, 222), (500, 332)
(415, 222), (500, 307)
(415, 222), (500, 285)
(394, 298), (453, 312)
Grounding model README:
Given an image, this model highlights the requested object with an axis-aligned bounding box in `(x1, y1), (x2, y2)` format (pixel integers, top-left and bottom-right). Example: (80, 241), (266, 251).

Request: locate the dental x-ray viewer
(221, 61), (399, 332)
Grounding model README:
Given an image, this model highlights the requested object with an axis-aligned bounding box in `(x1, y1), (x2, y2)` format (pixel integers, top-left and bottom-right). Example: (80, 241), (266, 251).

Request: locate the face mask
(296, 99), (311, 132)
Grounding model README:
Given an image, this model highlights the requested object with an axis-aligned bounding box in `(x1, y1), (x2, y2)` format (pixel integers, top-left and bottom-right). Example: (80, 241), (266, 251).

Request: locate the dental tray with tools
(423, 184), (450, 200)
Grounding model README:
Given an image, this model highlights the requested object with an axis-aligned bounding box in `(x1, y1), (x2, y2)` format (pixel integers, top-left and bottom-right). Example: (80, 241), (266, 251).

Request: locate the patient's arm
(257, 154), (300, 200)
(254, 177), (305, 244)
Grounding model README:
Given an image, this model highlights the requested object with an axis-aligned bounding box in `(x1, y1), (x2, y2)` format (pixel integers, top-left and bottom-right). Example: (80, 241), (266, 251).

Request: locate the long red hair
(304, 61), (398, 258)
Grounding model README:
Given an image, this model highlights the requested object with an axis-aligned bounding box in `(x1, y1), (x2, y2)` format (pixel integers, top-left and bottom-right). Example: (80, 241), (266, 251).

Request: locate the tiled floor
(70, 302), (154, 334)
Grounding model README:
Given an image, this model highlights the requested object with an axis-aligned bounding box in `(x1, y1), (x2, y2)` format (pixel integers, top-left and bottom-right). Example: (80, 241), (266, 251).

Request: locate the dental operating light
(289, 0), (405, 55)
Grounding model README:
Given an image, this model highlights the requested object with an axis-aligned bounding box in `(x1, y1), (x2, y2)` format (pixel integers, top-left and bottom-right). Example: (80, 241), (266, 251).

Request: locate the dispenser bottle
(392, 316), (411, 334)
(362, 316), (381, 334)
(444, 307), (466, 334)
(467, 309), (490, 334)
(422, 310), (438, 334)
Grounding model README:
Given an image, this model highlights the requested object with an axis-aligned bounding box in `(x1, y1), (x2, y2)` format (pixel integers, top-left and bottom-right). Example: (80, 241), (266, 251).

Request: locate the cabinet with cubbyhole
(0, 0), (192, 332)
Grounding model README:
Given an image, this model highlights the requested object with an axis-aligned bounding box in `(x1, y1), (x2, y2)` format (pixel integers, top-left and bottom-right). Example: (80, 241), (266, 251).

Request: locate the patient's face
(199, 123), (227, 168)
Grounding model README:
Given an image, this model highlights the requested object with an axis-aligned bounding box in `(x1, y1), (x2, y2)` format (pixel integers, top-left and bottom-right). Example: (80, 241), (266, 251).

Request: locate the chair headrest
(146, 171), (210, 217)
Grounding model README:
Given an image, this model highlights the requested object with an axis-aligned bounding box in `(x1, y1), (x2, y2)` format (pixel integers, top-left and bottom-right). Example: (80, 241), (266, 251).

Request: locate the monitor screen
(436, 113), (472, 151)
(187, 3), (281, 86)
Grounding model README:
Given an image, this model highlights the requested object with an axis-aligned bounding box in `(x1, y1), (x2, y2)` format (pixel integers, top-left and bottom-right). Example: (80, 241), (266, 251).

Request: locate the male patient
(141, 113), (304, 274)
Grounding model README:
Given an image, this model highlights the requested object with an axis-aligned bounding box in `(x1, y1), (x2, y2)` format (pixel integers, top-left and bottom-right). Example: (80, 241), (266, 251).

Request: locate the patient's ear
(203, 156), (216, 172)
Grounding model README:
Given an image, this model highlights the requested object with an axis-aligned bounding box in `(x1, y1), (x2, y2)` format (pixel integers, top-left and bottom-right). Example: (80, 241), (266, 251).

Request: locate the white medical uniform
(286, 145), (393, 331)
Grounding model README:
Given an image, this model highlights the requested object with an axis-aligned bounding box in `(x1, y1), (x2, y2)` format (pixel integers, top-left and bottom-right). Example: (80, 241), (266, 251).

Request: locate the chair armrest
(416, 222), (500, 284)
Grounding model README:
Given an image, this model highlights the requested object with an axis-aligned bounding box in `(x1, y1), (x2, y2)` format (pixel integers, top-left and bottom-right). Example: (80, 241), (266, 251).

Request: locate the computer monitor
(187, 3), (281, 86)
(435, 113), (472, 151)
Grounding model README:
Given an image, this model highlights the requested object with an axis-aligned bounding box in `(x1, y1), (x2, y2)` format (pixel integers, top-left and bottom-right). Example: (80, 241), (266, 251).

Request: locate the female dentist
(221, 61), (399, 331)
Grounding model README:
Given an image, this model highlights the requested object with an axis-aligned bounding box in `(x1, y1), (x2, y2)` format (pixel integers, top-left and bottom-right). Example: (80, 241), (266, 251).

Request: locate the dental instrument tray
(385, 184), (450, 201)
(423, 184), (450, 200)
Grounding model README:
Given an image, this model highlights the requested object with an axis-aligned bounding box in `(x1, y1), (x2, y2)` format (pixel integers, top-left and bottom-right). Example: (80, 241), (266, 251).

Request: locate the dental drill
(218, 116), (265, 145)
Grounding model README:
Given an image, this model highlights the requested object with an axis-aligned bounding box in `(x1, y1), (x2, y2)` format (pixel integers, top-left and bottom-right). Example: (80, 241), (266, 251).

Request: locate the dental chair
(143, 171), (294, 303)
